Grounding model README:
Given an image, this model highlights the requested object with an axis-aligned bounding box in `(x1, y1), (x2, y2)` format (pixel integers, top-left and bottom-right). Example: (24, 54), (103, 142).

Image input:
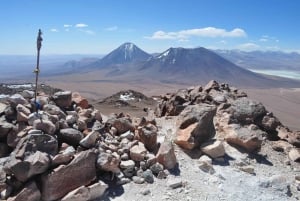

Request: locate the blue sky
(0, 0), (299, 55)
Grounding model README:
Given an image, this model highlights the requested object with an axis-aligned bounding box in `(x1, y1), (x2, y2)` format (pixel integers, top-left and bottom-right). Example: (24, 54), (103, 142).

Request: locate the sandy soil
(244, 88), (300, 131)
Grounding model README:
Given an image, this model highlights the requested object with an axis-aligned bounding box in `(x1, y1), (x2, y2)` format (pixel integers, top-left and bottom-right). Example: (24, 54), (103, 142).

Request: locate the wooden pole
(34, 29), (43, 113)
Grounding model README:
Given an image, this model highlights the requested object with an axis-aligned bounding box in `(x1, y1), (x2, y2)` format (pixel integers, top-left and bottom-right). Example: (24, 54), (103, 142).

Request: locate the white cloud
(50, 28), (59, 32)
(146, 27), (247, 40)
(259, 38), (268, 42)
(80, 29), (95, 35)
(64, 24), (72, 28)
(105, 26), (118, 31)
(237, 43), (260, 51)
(75, 23), (88, 28)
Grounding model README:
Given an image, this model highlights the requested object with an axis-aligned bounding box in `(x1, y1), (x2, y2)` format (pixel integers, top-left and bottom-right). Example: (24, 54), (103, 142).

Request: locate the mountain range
(54, 42), (299, 88)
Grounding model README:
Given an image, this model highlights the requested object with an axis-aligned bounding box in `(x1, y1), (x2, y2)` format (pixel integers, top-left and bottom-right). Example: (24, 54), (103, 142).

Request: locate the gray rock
(60, 128), (84, 146)
(41, 150), (97, 201)
(97, 152), (120, 173)
(167, 177), (183, 189)
(5, 151), (50, 182)
(0, 143), (9, 158)
(230, 97), (266, 124)
(14, 134), (58, 157)
(150, 162), (164, 175)
(21, 90), (34, 99)
(198, 161), (215, 174)
(132, 176), (145, 184)
(142, 169), (154, 183)
(0, 122), (15, 138)
(120, 160), (135, 169)
(52, 91), (72, 108)
(43, 104), (66, 119)
(8, 94), (28, 107)
(137, 123), (158, 152)
(79, 130), (99, 148)
(33, 119), (56, 135)
(107, 117), (135, 135)
(176, 104), (217, 147)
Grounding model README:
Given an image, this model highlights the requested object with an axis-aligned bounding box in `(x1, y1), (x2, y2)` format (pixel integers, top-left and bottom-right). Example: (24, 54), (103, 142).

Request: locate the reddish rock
(97, 152), (120, 173)
(130, 142), (147, 162)
(72, 92), (89, 109)
(200, 140), (225, 158)
(41, 150), (97, 201)
(225, 124), (264, 152)
(175, 123), (197, 150)
(156, 142), (177, 169)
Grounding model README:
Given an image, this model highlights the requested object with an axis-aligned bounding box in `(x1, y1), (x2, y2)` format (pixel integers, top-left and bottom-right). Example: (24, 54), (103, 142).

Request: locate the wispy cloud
(259, 38), (268, 42)
(75, 23), (88, 28)
(237, 43), (260, 51)
(80, 29), (95, 35)
(146, 27), (247, 40)
(50, 28), (59, 32)
(105, 26), (118, 31)
(64, 24), (72, 28)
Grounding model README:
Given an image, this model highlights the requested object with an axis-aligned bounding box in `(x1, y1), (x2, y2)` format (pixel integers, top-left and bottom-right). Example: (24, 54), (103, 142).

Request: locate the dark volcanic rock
(41, 150), (97, 201)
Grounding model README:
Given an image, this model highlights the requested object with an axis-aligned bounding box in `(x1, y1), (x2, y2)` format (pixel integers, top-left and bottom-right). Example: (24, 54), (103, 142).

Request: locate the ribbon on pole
(34, 29), (43, 113)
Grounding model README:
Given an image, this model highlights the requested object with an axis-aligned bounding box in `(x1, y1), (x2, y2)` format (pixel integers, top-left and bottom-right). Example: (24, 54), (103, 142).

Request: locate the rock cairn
(155, 80), (300, 163)
(0, 89), (176, 201)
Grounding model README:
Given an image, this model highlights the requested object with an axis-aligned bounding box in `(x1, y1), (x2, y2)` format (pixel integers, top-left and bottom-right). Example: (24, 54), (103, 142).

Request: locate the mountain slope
(138, 47), (299, 87)
(90, 42), (151, 68)
(214, 49), (300, 71)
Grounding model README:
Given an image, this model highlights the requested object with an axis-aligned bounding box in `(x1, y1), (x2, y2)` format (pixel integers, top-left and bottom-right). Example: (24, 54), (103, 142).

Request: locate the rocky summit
(0, 80), (299, 201)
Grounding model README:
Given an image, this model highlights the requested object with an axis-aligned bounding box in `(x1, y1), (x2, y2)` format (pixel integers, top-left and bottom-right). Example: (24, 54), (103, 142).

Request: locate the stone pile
(0, 89), (177, 201)
(155, 80), (300, 164)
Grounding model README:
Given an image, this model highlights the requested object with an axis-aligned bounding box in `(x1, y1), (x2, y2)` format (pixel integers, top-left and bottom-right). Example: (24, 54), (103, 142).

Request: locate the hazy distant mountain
(214, 50), (300, 71)
(137, 47), (281, 86)
(90, 42), (151, 69)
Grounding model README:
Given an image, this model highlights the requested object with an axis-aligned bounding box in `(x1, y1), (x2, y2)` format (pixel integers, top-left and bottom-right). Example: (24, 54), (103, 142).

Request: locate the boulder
(272, 140), (293, 153)
(156, 141), (177, 169)
(260, 114), (281, 131)
(203, 80), (220, 93)
(107, 118), (135, 135)
(229, 97), (266, 124)
(61, 181), (108, 201)
(14, 134), (58, 158)
(72, 92), (89, 109)
(7, 182), (41, 201)
(130, 142), (147, 162)
(0, 122), (15, 138)
(21, 90), (34, 99)
(200, 140), (225, 158)
(43, 104), (66, 119)
(137, 123), (158, 152)
(5, 151), (50, 182)
(8, 94), (28, 107)
(33, 119), (56, 135)
(175, 123), (197, 150)
(225, 124), (264, 152)
(288, 148), (300, 162)
(41, 150), (97, 201)
(176, 104), (216, 146)
(59, 128), (84, 147)
(52, 91), (72, 108)
(16, 104), (30, 122)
